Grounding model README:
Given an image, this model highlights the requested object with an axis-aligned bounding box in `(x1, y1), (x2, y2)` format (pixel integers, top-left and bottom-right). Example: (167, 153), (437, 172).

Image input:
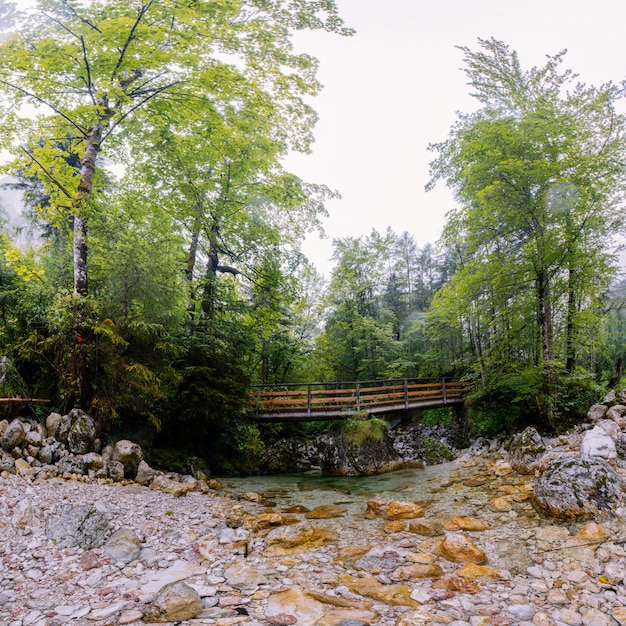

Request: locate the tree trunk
(536, 270), (553, 364)
(185, 215), (202, 329)
(200, 222), (220, 321)
(73, 121), (104, 295)
(565, 267), (577, 373)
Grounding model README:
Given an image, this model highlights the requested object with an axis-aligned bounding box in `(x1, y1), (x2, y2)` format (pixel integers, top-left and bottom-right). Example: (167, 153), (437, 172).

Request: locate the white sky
(290, 0), (626, 275)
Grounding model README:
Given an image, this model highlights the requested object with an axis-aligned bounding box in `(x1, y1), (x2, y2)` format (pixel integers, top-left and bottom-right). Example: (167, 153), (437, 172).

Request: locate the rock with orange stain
(390, 562), (444, 581)
(437, 533), (487, 565)
(455, 563), (510, 580)
(408, 520), (444, 536)
(443, 516), (491, 531)
(339, 574), (419, 608)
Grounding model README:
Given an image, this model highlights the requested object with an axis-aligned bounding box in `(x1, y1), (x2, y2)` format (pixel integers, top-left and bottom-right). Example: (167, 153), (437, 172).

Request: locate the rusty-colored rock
(437, 533), (487, 565)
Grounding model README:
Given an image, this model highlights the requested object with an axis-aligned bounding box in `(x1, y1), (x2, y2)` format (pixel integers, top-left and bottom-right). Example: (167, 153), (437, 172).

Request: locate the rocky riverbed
(3, 434), (626, 626)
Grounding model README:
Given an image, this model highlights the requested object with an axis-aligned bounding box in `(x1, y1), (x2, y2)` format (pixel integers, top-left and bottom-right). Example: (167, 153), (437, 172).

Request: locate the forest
(0, 1), (626, 472)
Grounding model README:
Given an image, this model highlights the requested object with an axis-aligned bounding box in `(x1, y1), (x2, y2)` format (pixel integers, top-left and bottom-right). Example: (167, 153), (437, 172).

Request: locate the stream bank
(3, 402), (626, 625)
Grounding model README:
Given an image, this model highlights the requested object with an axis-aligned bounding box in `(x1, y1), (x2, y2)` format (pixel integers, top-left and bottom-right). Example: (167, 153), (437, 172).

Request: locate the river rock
(265, 589), (325, 625)
(355, 545), (411, 572)
(588, 403), (608, 421)
(66, 409), (96, 454)
(46, 412), (71, 443)
(437, 533), (488, 564)
(386, 500), (425, 520)
(305, 504), (347, 519)
(57, 454), (84, 475)
(580, 426), (617, 460)
(613, 608), (626, 626)
(224, 561), (269, 589)
(455, 563), (509, 580)
(595, 419), (622, 438)
(103, 527), (142, 563)
(151, 475), (190, 496)
(390, 562), (443, 580)
(45, 504), (110, 548)
(1, 418), (26, 450)
(0, 450), (15, 472)
(148, 580), (203, 622)
(533, 454), (626, 518)
(443, 516), (491, 531)
(14, 458), (30, 475)
(432, 573), (481, 593)
(508, 426), (546, 473)
(339, 574), (419, 608)
(264, 522), (338, 556)
(135, 460), (157, 485)
(112, 439), (144, 479)
(365, 499), (424, 520)
(82, 452), (105, 472)
(408, 519), (444, 536)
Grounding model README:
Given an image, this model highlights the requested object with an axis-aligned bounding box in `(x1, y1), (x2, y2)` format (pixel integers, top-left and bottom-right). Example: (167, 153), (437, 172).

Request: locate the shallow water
(219, 461), (500, 535)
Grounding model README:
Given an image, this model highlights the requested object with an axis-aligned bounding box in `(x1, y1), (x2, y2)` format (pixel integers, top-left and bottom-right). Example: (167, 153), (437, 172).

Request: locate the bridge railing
(251, 378), (470, 421)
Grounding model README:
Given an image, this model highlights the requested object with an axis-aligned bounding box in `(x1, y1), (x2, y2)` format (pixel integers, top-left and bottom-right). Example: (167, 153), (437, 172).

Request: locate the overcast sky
(289, 0), (626, 275)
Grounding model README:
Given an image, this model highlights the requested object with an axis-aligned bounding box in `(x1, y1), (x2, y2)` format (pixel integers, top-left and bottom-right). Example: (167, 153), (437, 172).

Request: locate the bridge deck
(252, 378), (469, 422)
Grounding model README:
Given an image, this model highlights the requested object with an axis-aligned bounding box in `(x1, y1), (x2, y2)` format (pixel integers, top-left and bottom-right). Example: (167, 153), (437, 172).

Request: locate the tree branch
(112, 0), (156, 82)
(0, 78), (87, 135)
(102, 80), (184, 140)
(18, 146), (74, 199)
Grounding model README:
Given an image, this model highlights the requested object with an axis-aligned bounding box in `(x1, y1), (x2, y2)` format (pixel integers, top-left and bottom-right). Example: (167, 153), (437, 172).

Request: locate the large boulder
(46, 412), (71, 443)
(319, 419), (404, 477)
(112, 439), (144, 479)
(67, 409), (97, 454)
(0, 418), (26, 451)
(508, 426), (546, 474)
(45, 504), (110, 549)
(533, 455), (626, 519)
(587, 404), (608, 422)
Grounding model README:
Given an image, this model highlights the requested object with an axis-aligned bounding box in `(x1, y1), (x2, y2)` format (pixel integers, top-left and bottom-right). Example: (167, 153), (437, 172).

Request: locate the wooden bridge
(252, 378), (470, 422)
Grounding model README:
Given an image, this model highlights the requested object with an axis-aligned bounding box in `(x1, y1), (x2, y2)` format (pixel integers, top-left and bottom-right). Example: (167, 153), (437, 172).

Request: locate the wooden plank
(0, 398), (50, 403)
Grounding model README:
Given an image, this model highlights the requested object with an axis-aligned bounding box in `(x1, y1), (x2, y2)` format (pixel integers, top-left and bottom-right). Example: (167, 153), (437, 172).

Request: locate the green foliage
(420, 408), (452, 427)
(420, 437), (453, 463)
(426, 38), (626, 411)
(465, 363), (601, 435)
(314, 228), (449, 382)
(337, 416), (388, 448)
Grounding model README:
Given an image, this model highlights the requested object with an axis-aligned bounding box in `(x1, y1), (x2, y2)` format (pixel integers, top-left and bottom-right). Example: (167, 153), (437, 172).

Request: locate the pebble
(3, 439), (626, 626)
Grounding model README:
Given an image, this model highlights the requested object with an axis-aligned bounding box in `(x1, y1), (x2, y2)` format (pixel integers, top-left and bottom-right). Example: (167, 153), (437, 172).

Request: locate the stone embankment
(3, 392), (626, 625)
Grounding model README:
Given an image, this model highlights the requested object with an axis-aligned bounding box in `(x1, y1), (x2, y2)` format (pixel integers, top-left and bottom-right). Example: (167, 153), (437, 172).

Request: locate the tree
(0, 0), (351, 407)
(427, 39), (626, 428)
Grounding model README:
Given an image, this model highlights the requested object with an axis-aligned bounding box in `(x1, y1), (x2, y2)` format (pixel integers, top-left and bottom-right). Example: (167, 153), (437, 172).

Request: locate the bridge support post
(450, 403), (470, 448)
(403, 379), (409, 409)
(356, 383), (361, 411)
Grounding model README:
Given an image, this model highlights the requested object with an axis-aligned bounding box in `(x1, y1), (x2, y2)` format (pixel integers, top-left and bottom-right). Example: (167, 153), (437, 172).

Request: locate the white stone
(507, 604), (535, 620)
(580, 429), (617, 460)
(579, 606), (618, 626)
(87, 601), (125, 620)
(527, 566), (544, 578)
(558, 609), (584, 626)
(141, 559), (204, 594)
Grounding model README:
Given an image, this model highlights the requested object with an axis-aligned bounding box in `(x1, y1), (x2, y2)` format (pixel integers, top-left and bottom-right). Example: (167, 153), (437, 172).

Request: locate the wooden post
(307, 385), (312, 418)
(403, 379), (409, 409)
(256, 387), (261, 419)
(442, 378), (447, 404)
(356, 383), (361, 411)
